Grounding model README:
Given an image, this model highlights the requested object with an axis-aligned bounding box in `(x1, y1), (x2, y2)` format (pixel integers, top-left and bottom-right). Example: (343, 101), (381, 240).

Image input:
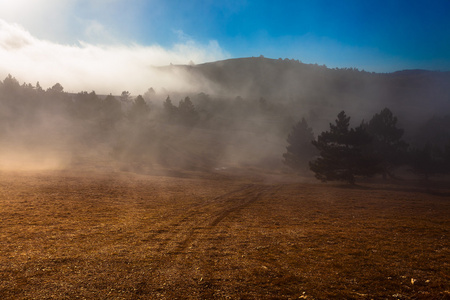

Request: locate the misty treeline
(0, 72), (449, 181)
(0, 74), (290, 171)
(284, 109), (450, 183)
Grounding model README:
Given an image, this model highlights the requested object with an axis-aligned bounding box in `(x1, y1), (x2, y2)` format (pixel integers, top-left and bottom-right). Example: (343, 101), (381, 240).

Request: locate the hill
(1, 58), (449, 174)
(161, 57), (450, 130)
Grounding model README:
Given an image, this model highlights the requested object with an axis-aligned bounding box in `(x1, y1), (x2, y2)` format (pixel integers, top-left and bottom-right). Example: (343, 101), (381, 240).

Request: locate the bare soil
(0, 168), (449, 299)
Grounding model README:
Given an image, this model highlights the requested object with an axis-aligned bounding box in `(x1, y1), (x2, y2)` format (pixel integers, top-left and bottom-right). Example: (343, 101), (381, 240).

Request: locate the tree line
(283, 109), (450, 184)
(1, 74), (449, 178)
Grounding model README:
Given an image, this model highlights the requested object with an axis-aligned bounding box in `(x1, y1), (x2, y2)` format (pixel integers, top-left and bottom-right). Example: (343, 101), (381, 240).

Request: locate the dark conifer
(310, 111), (377, 184)
(282, 118), (316, 172)
(365, 108), (408, 179)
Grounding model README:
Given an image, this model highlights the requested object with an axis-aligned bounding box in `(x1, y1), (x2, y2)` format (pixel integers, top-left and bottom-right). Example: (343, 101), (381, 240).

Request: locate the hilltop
(158, 57), (450, 130)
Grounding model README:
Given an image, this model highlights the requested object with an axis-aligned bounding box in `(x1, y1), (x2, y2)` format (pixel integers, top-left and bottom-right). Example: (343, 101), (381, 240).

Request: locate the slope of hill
(162, 57), (450, 129)
(1, 57), (449, 174)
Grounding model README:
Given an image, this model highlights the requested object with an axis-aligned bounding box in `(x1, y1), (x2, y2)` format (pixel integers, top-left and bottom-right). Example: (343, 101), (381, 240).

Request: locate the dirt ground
(0, 167), (449, 299)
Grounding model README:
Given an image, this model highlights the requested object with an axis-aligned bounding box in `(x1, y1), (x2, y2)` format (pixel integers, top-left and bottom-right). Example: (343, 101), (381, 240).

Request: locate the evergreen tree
(408, 115), (450, 180)
(163, 96), (177, 120)
(282, 118), (316, 172)
(100, 94), (123, 129)
(365, 108), (408, 179)
(49, 83), (64, 93)
(120, 91), (131, 103)
(309, 111), (377, 184)
(409, 142), (450, 180)
(36, 81), (43, 92)
(178, 96), (198, 126)
(128, 95), (150, 122)
(73, 91), (101, 120)
(143, 87), (156, 101)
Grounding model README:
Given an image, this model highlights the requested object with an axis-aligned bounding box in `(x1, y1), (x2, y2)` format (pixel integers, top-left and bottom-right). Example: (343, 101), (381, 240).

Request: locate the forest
(0, 57), (449, 183)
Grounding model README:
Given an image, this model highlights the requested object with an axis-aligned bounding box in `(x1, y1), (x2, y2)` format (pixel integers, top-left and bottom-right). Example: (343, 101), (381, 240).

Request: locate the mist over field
(0, 9), (449, 180)
(1, 55), (449, 178)
(1, 63), (449, 297)
(1, 2), (450, 298)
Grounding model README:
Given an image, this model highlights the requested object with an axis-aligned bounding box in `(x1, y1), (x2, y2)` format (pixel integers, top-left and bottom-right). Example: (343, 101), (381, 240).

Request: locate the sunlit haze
(0, 0), (449, 94)
(1, 3), (450, 297)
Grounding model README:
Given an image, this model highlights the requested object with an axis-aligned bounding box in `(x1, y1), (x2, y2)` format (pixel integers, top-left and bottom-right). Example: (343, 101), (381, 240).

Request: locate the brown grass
(0, 168), (449, 299)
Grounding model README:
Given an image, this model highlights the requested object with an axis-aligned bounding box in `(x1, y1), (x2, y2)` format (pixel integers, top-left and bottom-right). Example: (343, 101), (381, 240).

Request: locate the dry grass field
(0, 166), (449, 299)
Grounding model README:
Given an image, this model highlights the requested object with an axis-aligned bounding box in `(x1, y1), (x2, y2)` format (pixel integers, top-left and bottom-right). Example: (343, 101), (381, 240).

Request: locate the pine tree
(128, 95), (150, 122)
(178, 96), (198, 126)
(365, 108), (408, 179)
(309, 111), (377, 184)
(409, 142), (450, 180)
(282, 118), (316, 172)
(100, 94), (122, 129)
(163, 96), (177, 121)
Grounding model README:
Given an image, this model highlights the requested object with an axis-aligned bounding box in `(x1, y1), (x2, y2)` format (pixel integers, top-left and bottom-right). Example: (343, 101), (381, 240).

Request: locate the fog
(0, 19), (228, 95)
(1, 17), (449, 177)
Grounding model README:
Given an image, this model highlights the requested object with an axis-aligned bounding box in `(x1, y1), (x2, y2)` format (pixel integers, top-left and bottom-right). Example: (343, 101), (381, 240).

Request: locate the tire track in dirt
(135, 183), (280, 297)
(149, 184), (274, 260)
(144, 184), (255, 254)
(191, 184), (284, 298)
(208, 186), (270, 227)
(171, 185), (273, 254)
(89, 184), (265, 296)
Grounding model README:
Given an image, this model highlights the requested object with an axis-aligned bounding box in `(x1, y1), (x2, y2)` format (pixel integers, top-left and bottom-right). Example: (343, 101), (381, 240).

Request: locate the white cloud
(0, 21), (33, 50)
(0, 0), (75, 41)
(80, 19), (115, 43)
(0, 0), (165, 47)
(0, 19), (229, 94)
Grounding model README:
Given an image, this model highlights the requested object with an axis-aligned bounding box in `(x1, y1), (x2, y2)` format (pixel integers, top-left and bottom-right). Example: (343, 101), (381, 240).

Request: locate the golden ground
(0, 169), (449, 299)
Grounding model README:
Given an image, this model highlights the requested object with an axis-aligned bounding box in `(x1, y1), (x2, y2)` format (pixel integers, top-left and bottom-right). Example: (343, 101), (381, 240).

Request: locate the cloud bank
(0, 19), (229, 95)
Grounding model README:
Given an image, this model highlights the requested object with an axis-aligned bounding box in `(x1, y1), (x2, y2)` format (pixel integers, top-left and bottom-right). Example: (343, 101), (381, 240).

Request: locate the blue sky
(0, 0), (449, 92)
(139, 0), (450, 70)
(75, 0), (450, 71)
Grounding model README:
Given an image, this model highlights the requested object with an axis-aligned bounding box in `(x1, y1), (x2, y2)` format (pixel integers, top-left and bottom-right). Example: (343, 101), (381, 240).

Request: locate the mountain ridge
(156, 56), (450, 132)
(161, 57), (450, 98)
